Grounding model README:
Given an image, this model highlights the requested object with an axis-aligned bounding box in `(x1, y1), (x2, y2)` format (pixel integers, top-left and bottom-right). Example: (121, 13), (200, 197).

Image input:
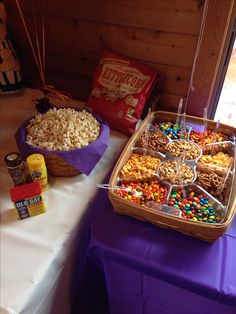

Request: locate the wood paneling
(6, 0), (201, 109)
(20, 53), (191, 95)
(8, 15), (198, 68)
(186, 0), (235, 117)
(6, 0), (202, 34)
(6, 0), (233, 116)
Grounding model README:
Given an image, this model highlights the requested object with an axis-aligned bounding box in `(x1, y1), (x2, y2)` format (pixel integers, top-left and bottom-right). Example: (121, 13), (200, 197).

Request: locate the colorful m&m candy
(168, 188), (223, 223)
(116, 180), (168, 206)
(157, 122), (189, 140)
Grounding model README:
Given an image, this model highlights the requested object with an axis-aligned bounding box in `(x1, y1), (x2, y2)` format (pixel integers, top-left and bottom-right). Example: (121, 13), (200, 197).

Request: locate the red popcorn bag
(87, 49), (159, 135)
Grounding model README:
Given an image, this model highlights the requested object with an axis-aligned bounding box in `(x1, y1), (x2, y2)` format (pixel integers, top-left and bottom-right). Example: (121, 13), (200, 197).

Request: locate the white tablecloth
(0, 89), (128, 314)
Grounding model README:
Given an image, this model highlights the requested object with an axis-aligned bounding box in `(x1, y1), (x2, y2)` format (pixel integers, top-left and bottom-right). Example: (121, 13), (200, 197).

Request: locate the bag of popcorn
(87, 49), (159, 136)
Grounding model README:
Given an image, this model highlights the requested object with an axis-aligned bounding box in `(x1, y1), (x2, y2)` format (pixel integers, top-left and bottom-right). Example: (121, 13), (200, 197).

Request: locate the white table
(0, 88), (128, 314)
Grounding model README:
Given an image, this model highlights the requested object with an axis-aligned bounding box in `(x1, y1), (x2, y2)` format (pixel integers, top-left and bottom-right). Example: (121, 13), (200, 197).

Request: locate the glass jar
(4, 152), (28, 186)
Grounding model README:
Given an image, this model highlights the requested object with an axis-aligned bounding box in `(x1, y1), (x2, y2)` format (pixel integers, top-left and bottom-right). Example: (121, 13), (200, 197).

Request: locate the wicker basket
(109, 111), (236, 242)
(44, 154), (81, 177)
(16, 108), (110, 178)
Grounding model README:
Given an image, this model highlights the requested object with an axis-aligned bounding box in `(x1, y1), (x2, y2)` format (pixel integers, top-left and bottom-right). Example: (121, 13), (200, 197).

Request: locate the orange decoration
(15, 0), (72, 102)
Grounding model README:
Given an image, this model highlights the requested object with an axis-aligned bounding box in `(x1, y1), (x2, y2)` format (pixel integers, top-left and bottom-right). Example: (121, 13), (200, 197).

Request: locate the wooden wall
(5, 0), (234, 115)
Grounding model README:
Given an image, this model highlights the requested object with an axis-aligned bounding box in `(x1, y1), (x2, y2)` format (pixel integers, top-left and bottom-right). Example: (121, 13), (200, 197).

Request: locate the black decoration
(35, 96), (55, 114)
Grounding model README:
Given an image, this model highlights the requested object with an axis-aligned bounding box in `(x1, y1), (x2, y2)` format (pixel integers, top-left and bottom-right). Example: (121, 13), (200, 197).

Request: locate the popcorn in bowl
(26, 108), (100, 151)
(15, 108), (110, 176)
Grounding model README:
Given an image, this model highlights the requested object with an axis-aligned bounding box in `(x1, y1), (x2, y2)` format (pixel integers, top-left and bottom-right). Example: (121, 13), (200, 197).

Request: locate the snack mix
(115, 118), (234, 225)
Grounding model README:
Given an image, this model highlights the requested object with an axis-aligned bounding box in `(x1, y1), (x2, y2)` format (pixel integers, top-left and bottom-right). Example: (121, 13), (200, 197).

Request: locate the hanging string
(184, 0), (209, 113)
(32, 0), (45, 86)
(40, 0), (45, 72)
(42, 14), (45, 72)
(15, 0), (71, 101)
(15, 0), (44, 86)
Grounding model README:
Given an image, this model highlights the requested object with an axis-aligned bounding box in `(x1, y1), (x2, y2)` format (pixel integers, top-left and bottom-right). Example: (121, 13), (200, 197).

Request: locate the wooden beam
(186, 0), (235, 117)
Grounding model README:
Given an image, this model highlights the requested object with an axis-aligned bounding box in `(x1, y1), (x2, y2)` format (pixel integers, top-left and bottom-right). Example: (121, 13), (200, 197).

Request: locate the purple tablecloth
(71, 187), (236, 314)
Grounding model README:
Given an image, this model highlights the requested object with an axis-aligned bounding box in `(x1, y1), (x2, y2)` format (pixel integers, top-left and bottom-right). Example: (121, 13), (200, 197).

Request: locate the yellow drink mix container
(26, 154), (49, 190)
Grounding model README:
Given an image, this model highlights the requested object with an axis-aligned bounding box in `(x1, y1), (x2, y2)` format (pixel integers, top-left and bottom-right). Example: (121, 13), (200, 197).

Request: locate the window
(214, 38), (236, 127)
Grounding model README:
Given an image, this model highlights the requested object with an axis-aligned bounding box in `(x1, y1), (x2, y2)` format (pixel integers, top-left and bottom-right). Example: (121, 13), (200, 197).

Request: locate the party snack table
(71, 188), (236, 314)
(0, 89), (128, 314)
